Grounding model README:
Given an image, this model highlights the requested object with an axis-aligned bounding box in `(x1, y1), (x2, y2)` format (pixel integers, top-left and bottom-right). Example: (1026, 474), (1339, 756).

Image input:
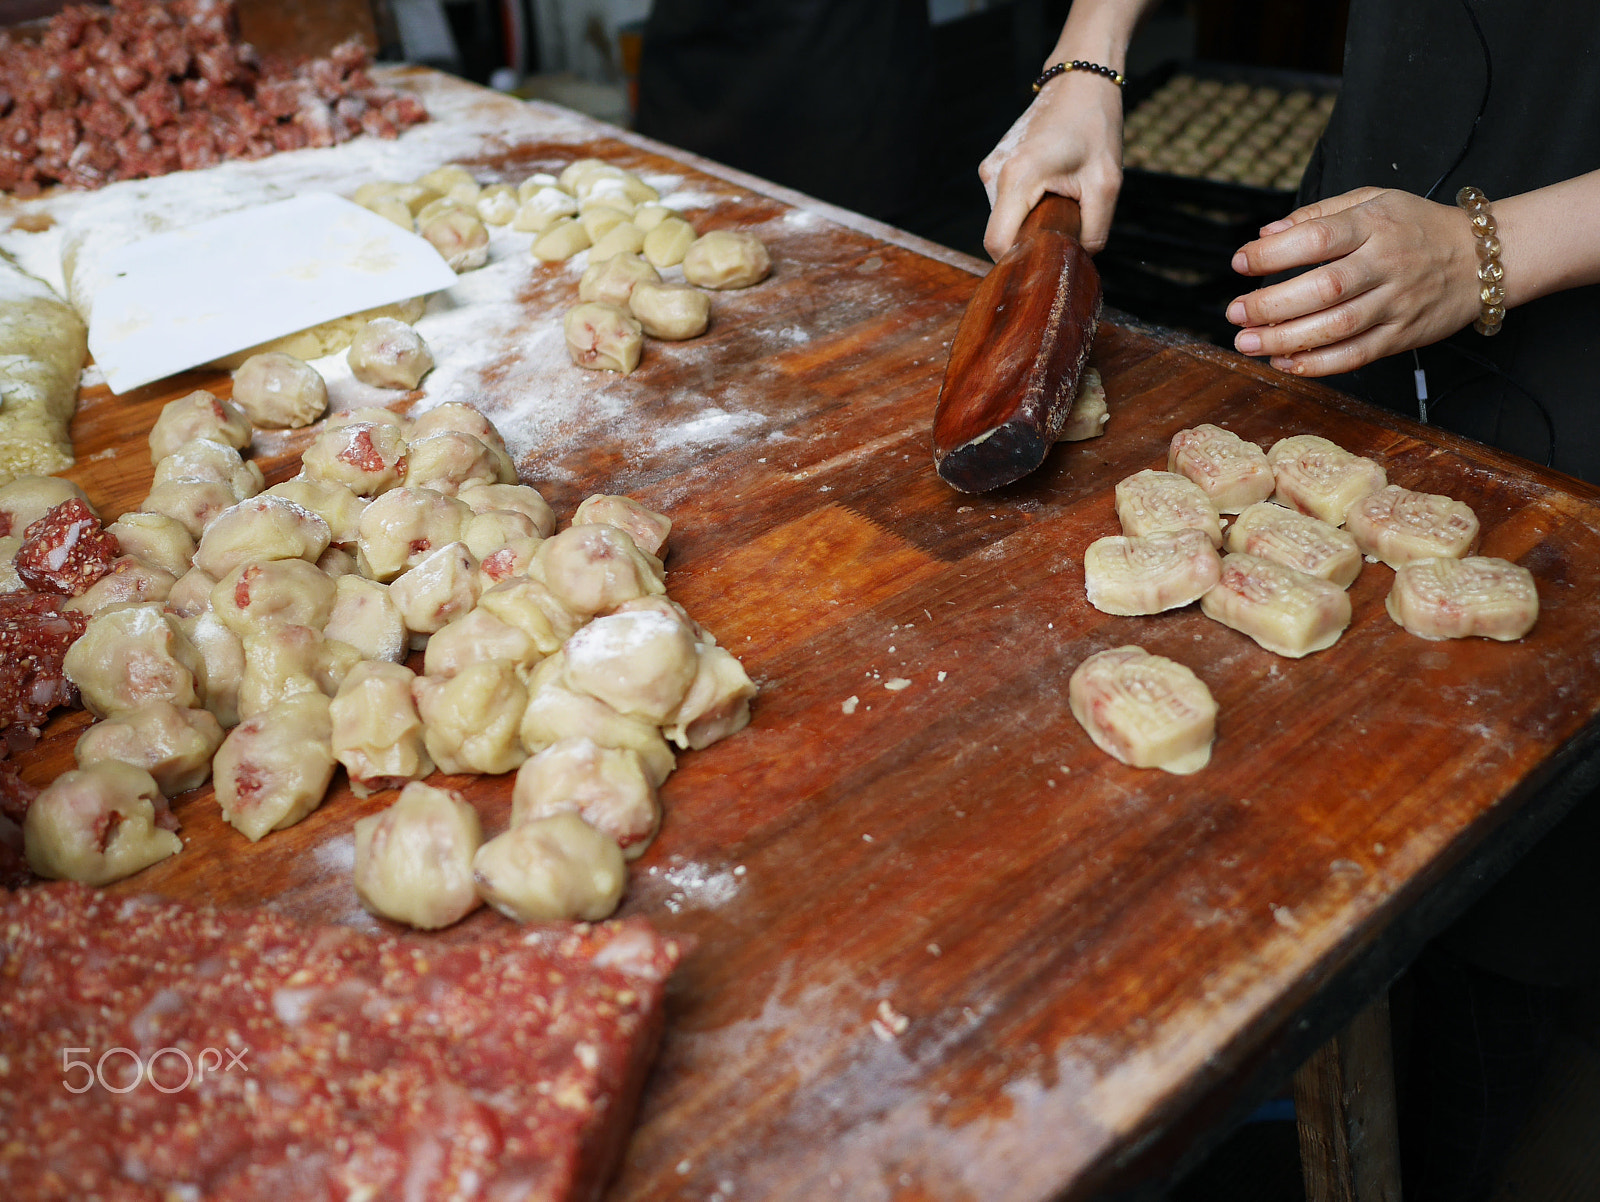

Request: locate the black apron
(1303, 0), (1600, 485)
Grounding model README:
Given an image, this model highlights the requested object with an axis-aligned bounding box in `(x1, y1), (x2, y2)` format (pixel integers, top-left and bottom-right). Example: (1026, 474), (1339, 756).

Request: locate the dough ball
(578, 253), (661, 307)
(231, 353), (329, 429)
(535, 523), (665, 614)
(148, 389), (252, 460)
(477, 576), (585, 654)
(458, 482), (553, 536)
(520, 652), (675, 786)
(193, 495), (332, 578)
(104, 511), (195, 579)
(420, 208), (490, 272)
(404, 431), (514, 495)
(347, 318), (434, 390)
(301, 421), (410, 498)
(263, 478), (368, 546)
(557, 157), (610, 194)
(23, 762), (180, 886)
(354, 782), (483, 929)
(413, 660), (529, 775)
(176, 610), (243, 728)
(631, 203), (673, 232)
(236, 623), (335, 720)
(423, 606), (540, 679)
(211, 559), (337, 637)
(641, 216), (696, 269)
(151, 438), (264, 500)
(317, 544), (358, 578)
(408, 401), (508, 453)
(473, 812), (626, 922)
(389, 540), (481, 636)
(415, 196), (471, 228)
(580, 171), (657, 207)
(63, 555), (176, 616)
(513, 737), (659, 859)
(417, 164), (480, 204)
(516, 171), (561, 201)
(325, 575), (407, 663)
(563, 302), (644, 374)
(513, 186), (579, 233)
(563, 608), (698, 723)
(463, 509), (539, 562)
(139, 480), (238, 540)
(531, 217), (593, 262)
(579, 205), (631, 242)
(355, 486), (473, 582)
(74, 699), (224, 795)
(663, 643), (758, 750)
(573, 494), (672, 559)
(476, 183), (519, 225)
(332, 660), (433, 797)
(682, 230), (772, 289)
(478, 536), (543, 588)
(588, 221), (645, 262)
(166, 566), (217, 618)
(0, 475), (91, 538)
(63, 603), (205, 719)
(628, 281), (710, 340)
(212, 693), (336, 842)
(363, 194), (415, 230)
(326, 405), (411, 437)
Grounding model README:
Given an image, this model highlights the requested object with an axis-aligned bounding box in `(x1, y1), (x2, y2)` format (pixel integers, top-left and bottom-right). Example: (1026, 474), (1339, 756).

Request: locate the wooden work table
(10, 70), (1600, 1201)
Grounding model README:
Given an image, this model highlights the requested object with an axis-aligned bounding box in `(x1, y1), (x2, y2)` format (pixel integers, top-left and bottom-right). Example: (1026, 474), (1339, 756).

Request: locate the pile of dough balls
(350, 163), (496, 272)
(1121, 75), (1335, 191)
(21, 396), (757, 932)
(519, 157), (771, 374)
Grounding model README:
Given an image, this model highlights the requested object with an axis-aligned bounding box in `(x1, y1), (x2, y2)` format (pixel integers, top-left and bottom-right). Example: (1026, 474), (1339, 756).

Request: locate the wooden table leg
(1293, 992), (1404, 1202)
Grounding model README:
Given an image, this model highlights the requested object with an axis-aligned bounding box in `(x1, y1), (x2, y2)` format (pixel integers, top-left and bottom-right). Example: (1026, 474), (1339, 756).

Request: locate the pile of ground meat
(0, 0), (428, 194)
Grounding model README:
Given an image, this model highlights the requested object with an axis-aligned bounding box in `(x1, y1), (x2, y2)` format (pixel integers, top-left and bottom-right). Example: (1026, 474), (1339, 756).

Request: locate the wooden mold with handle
(932, 194), (1103, 492)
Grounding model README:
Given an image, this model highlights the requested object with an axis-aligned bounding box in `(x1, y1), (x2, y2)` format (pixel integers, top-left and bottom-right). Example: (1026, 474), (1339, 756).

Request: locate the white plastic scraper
(87, 192), (459, 395)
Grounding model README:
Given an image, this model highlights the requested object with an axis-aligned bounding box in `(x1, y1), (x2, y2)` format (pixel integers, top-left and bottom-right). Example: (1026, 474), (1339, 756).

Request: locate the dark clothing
(635, 0), (931, 221)
(1302, 0), (1600, 483)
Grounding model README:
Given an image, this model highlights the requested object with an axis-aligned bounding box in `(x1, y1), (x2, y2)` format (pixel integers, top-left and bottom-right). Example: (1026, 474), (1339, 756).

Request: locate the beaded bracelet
(1456, 186), (1505, 336)
(1032, 60), (1126, 94)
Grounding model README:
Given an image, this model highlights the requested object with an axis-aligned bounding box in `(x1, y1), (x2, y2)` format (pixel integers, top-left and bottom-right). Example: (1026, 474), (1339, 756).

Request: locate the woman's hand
(979, 70), (1126, 258)
(1227, 187), (1482, 376)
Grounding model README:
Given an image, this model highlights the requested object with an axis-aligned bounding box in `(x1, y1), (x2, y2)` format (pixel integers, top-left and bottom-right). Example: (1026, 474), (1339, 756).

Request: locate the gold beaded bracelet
(1032, 60), (1126, 93)
(1456, 186), (1505, 336)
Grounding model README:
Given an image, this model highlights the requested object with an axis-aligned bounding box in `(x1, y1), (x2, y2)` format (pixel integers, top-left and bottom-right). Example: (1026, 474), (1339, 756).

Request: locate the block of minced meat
(0, 882), (683, 1202)
(1343, 484), (1480, 568)
(1386, 556), (1539, 641)
(1201, 552), (1353, 657)
(1083, 529), (1222, 615)
(1266, 434), (1387, 525)
(1225, 501), (1363, 588)
(1069, 645), (1218, 774)
(1167, 424), (1274, 513)
(1114, 469), (1223, 546)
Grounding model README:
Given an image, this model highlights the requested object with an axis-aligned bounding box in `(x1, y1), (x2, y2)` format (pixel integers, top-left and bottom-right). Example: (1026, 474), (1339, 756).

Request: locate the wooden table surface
(11, 71), (1600, 1202)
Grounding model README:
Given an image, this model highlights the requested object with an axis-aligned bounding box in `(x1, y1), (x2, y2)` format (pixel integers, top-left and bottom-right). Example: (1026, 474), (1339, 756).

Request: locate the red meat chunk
(13, 498), (120, 596)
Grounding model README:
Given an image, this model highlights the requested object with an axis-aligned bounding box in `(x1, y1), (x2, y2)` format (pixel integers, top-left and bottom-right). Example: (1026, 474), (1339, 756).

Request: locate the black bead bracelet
(1032, 60), (1127, 94)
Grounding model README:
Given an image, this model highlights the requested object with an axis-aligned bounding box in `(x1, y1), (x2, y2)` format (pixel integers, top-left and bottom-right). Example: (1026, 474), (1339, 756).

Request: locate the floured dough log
(1168, 423), (1274, 513)
(212, 693), (336, 842)
(230, 353), (328, 429)
(579, 254), (661, 307)
(512, 738), (660, 860)
(23, 763), (180, 885)
(74, 700), (224, 795)
(1387, 556), (1539, 641)
(332, 661), (432, 797)
(347, 318), (434, 390)
(1115, 469), (1223, 547)
(1201, 552), (1353, 657)
(354, 782), (483, 929)
(564, 303), (644, 374)
(572, 494), (671, 558)
(628, 282), (710, 341)
(1059, 368), (1108, 441)
(472, 812), (627, 923)
(1068, 645), (1217, 774)
(682, 230), (771, 289)
(1083, 529), (1222, 615)
(148, 390), (252, 459)
(1267, 434), (1387, 525)
(0, 252), (87, 484)
(1225, 502), (1363, 588)
(1344, 485), (1480, 568)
